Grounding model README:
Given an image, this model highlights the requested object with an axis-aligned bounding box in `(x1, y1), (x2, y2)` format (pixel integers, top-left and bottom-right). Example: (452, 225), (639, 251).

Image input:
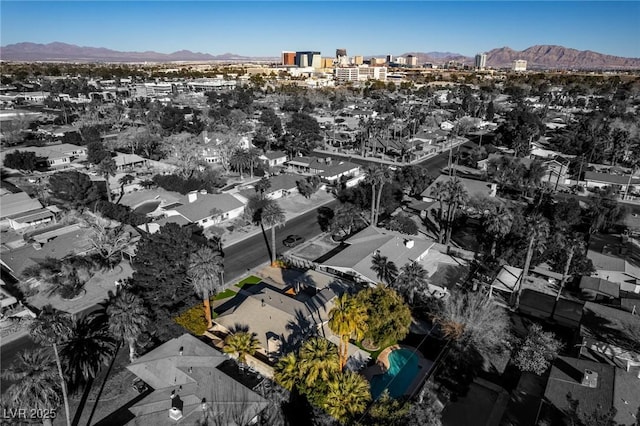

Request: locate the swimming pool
(369, 348), (420, 399)
(134, 200), (161, 215)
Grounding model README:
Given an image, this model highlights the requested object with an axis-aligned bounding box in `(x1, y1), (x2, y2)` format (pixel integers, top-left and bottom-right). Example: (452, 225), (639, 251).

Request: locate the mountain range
(1, 42), (640, 69)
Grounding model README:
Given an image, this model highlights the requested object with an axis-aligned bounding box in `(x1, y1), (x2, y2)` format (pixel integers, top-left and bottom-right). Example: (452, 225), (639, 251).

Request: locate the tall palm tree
(328, 294), (368, 370)
(274, 352), (299, 391)
(370, 252), (398, 285)
(97, 156), (117, 202)
(482, 203), (514, 257)
(365, 166), (385, 225)
(223, 331), (260, 365)
(443, 178), (469, 249)
(188, 246), (224, 329)
(247, 147), (261, 178)
(261, 200), (286, 266)
(514, 214), (550, 308)
(61, 309), (117, 391)
(395, 260), (429, 305)
(374, 167), (393, 225)
(230, 148), (250, 179)
(106, 289), (149, 363)
(29, 305), (73, 426)
(1, 349), (61, 426)
(430, 180), (448, 244)
(116, 174), (135, 204)
(298, 337), (340, 388)
(553, 232), (585, 310)
(323, 371), (372, 423)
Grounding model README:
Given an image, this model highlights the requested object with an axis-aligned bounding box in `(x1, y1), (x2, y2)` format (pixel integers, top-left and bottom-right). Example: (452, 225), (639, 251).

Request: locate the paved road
(223, 199), (339, 283)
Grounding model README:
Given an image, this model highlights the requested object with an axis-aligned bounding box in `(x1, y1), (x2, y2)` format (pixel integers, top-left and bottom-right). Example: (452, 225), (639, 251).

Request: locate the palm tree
(261, 200), (286, 266)
(328, 294), (368, 370)
(298, 337), (340, 388)
(188, 246), (224, 330)
(430, 180), (448, 244)
(223, 331), (260, 365)
(374, 168), (393, 225)
(370, 252), (398, 285)
(61, 309), (117, 391)
(230, 148), (250, 179)
(365, 166), (384, 225)
(443, 178), (469, 249)
(29, 305), (73, 426)
(552, 232), (585, 313)
(1, 349), (61, 426)
(116, 174), (134, 204)
(323, 371), (372, 423)
(247, 147), (261, 178)
(274, 352), (299, 391)
(106, 289), (149, 363)
(97, 156), (117, 202)
(482, 203), (514, 257)
(514, 214), (550, 308)
(395, 260), (429, 305)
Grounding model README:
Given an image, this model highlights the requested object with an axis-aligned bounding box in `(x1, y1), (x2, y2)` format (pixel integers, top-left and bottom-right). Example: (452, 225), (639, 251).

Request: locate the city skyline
(1, 1), (639, 59)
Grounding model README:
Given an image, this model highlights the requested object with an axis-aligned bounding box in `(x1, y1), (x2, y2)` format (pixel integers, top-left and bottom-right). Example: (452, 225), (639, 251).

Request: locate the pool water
(134, 200), (161, 215)
(370, 348), (420, 399)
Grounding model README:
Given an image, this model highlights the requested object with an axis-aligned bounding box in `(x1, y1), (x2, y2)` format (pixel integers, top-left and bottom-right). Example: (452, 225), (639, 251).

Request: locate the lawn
(355, 337), (397, 361)
(214, 288), (237, 300)
(234, 275), (262, 289)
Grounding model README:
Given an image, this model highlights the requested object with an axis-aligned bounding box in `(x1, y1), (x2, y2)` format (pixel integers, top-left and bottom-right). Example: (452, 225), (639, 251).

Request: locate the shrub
(174, 304), (208, 335)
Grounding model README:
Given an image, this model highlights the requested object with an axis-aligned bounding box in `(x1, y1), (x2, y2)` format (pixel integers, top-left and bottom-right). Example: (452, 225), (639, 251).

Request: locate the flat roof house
(0, 192), (54, 231)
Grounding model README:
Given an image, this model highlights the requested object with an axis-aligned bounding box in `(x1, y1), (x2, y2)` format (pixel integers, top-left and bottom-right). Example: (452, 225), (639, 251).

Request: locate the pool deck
(362, 344), (434, 399)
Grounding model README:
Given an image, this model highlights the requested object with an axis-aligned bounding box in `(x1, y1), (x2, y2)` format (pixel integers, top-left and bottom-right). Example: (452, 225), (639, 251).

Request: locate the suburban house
(126, 334), (268, 425)
(285, 156), (361, 183)
(0, 192), (55, 231)
(259, 151), (287, 168)
(213, 270), (354, 361)
(0, 143), (87, 168)
(238, 173), (299, 201)
(113, 153), (148, 171)
(163, 191), (246, 229)
(421, 175), (498, 202)
(587, 234), (640, 295)
(539, 355), (640, 426)
(320, 227), (434, 285)
(584, 171), (640, 194)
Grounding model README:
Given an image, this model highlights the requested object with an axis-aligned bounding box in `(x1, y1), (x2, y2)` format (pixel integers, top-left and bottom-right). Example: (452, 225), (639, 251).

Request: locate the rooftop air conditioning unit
(581, 369), (598, 388)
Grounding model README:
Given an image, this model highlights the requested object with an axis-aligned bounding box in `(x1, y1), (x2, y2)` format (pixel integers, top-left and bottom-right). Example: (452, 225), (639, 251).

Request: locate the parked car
(283, 235), (305, 247)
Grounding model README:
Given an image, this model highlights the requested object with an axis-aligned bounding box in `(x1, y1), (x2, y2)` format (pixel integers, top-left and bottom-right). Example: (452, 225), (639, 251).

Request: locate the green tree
(87, 218), (132, 269)
(223, 331), (260, 364)
(356, 286), (412, 345)
(328, 294), (368, 370)
(482, 203), (514, 257)
(187, 246), (224, 329)
(29, 305), (73, 426)
(106, 289), (150, 362)
(323, 370), (372, 423)
(365, 390), (410, 426)
(4, 150), (39, 171)
(513, 324), (563, 375)
(87, 141), (110, 165)
(260, 199), (286, 266)
(274, 352), (299, 391)
(298, 337), (340, 388)
(371, 252), (398, 285)
(1, 349), (61, 426)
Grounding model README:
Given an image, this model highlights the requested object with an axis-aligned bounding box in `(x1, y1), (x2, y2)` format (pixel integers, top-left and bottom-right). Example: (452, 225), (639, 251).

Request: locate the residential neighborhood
(1, 39), (640, 426)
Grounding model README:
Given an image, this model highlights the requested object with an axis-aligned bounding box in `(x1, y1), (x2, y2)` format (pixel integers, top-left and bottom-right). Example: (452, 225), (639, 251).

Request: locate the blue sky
(1, 1), (639, 58)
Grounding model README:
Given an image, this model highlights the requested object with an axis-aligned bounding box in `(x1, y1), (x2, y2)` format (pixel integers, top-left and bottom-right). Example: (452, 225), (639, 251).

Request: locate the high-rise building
(335, 66), (387, 82)
(386, 54), (393, 64)
(295, 51), (321, 69)
(395, 57), (406, 65)
(336, 48), (348, 66)
(475, 53), (487, 70)
(370, 57), (386, 66)
(353, 55), (364, 65)
(407, 55), (418, 67)
(512, 59), (527, 71)
(281, 51), (296, 66)
(321, 57), (334, 68)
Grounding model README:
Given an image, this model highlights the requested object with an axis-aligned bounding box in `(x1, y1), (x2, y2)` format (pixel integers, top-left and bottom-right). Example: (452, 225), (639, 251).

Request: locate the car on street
(283, 234), (305, 247)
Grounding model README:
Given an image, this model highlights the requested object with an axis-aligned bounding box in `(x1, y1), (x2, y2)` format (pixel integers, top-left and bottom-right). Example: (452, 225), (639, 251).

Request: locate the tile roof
(580, 302), (640, 353)
(579, 276), (620, 298)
